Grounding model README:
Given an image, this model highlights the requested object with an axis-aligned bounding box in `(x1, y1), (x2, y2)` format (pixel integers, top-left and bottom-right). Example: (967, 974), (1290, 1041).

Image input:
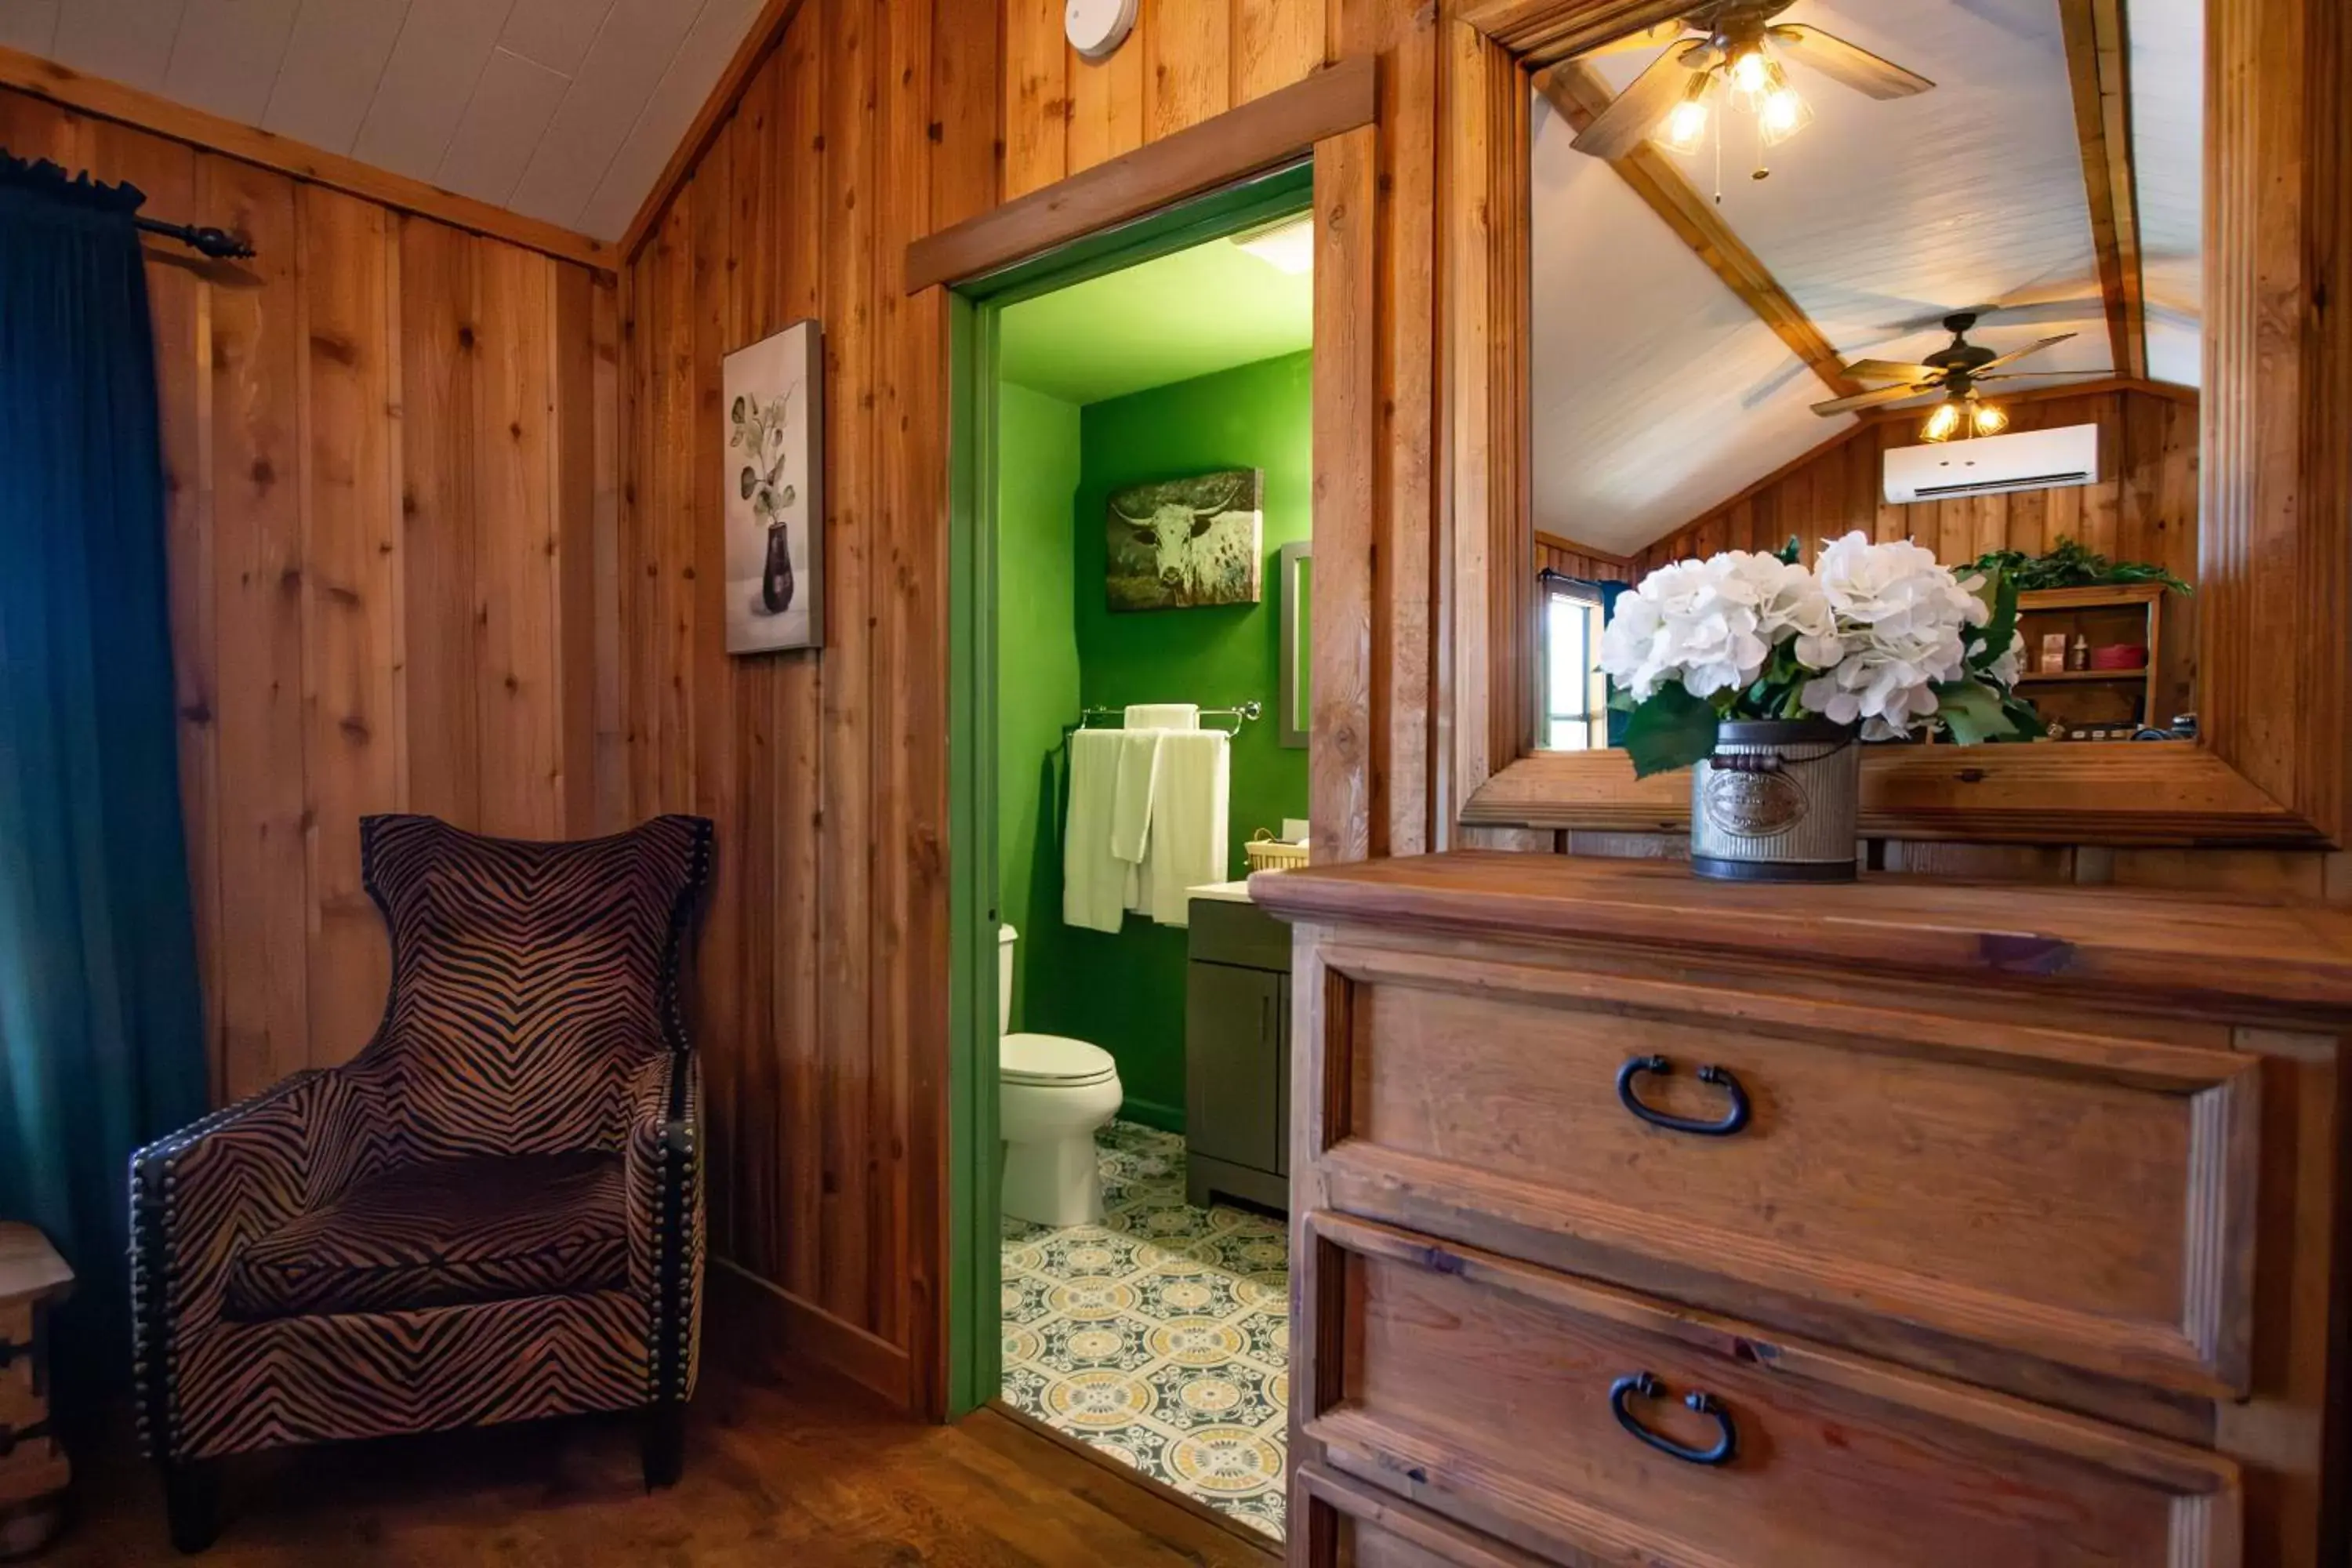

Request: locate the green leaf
(1622, 682), (1721, 779)
(1932, 680), (2013, 746)
(1772, 535), (1802, 566)
(1999, 694), (2047, 740)
(739, 466), (757, 501)
(1974, 568), (2019, 672)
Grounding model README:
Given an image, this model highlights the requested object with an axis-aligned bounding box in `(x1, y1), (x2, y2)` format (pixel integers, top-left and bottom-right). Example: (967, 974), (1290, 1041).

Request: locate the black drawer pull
(1608, 1372), (1737, 1466)
(1615, 1054), (1751, 1137)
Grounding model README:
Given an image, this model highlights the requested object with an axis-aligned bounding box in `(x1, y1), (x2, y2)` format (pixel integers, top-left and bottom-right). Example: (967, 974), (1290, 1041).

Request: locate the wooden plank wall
(0, 86), (617, 1105)
(1535, 532), (1632, 582)
(1626, 386), (2200, 728)
(615, 0), (1003, 1417)
(1005, 0), (1327, 199)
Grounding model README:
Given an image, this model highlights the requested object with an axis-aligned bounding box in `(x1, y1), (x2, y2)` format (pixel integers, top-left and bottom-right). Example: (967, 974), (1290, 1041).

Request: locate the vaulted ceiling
(1531, 0), (2201, 556)
(0, 0), (768, 240)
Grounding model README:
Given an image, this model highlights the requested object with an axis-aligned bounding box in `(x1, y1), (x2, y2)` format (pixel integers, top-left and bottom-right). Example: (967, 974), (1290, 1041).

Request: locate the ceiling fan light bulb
(1759, 83), (1811, 145)
(1660, 94), (1711, 154)
(1970, 400), (2009, 437)
(1922, 400), (1965, 443)
(1728, 44), (1769, 96)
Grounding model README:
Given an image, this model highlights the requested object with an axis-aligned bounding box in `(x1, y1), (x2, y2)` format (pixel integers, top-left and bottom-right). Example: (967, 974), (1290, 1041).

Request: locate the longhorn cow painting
(1104, 469), (1265, 612)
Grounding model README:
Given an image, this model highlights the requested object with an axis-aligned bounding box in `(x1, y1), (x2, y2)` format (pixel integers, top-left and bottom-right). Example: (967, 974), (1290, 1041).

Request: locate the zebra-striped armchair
(129, 814), (714, 1553)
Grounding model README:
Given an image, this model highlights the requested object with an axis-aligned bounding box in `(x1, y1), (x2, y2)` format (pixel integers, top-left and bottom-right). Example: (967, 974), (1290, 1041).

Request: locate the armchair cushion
(223, 1152), (628, 1321)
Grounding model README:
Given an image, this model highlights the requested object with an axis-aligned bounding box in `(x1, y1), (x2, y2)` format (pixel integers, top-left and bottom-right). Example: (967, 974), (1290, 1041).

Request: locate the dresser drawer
(1298, 1466), (1552, 1568)
(1315, 942), (2259, 1396)
(1302, 1212), (2240, 1568)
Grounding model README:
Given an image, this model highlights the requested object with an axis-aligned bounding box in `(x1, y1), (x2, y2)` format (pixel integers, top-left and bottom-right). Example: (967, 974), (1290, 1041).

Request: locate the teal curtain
(0, 154), (207, 1394)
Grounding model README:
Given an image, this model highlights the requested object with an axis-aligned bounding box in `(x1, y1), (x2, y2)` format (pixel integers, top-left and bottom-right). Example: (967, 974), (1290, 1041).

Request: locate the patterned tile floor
(1000, 1121), (1290, 1542)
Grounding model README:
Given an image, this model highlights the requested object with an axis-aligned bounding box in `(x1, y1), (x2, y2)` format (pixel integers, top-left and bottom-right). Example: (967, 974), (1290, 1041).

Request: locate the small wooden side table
(0, 1226), (71, 1560)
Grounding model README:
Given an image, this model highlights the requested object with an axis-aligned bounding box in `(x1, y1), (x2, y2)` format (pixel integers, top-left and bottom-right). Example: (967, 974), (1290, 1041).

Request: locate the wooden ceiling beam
(2057, 0), (2147, 379)
(1536, 61), (1861, 401)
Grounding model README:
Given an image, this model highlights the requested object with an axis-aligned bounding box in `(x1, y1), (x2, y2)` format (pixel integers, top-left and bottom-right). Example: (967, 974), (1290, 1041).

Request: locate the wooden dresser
(1250, 854), (2352, 1568)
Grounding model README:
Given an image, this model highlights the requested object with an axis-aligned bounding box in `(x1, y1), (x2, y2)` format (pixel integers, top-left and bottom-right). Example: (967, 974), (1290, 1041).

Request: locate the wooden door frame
(920, 63), (1371, 1417)
(1444, 0), (2350, 847)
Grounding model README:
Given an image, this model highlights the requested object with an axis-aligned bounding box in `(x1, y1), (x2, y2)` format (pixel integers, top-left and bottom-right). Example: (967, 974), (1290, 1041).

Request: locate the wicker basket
(1243, 829), (1309, 873)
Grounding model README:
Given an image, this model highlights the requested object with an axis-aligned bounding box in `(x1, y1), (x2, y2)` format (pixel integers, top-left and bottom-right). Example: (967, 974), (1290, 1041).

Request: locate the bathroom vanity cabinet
(1185, 896), (1290, 1212)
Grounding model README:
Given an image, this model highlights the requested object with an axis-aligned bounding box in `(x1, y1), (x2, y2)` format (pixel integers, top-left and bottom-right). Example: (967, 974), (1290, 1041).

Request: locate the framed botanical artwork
(723, 320), (824, 653)
(1104, 468), (1265, 612)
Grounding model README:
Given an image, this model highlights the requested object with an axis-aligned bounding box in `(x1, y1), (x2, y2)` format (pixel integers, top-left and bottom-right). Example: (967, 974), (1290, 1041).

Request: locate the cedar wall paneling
(1006, 0), (1329, 198)
(616, 0), (1003, 1414)
(1535, 533), (1633, 583)
(0, 87), (617, 1105)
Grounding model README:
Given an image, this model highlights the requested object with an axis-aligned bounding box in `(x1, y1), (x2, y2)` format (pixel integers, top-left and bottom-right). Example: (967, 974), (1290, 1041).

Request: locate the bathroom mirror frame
(1445, 0), (2350, 846)
(1279, 541), (1312, 749)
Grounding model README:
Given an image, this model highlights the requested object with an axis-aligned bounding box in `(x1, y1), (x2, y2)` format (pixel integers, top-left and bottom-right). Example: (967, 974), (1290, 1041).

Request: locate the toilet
(998, 924), (1123, 1227)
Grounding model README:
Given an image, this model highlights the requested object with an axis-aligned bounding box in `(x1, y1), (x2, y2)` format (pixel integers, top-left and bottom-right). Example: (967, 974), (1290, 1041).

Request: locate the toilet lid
(1002, 1032), (1117, 1087)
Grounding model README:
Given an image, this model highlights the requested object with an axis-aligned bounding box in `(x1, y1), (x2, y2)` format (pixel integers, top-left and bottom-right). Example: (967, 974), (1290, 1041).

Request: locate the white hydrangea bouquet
(1599, 531), (2040, 779)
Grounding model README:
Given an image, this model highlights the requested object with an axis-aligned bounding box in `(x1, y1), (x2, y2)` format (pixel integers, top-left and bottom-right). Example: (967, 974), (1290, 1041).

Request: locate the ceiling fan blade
(1569, 51), (1704, 159)
(1577, 20), (1689, 57)
(1812, 382), (1940, 416)
(1974, 369), (2107, 383)
(1971, 332), (2078, 373)
(1769, 24), (1935, 98)
(1840, 359), (1941, 383)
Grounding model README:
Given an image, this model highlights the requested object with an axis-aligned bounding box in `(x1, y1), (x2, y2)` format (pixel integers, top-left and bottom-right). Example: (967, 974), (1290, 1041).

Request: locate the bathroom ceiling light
(1232, 216), (1314, 275)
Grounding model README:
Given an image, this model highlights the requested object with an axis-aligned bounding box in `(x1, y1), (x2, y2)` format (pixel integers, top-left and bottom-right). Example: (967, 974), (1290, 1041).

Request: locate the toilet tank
(997, 924), (1017, 1036)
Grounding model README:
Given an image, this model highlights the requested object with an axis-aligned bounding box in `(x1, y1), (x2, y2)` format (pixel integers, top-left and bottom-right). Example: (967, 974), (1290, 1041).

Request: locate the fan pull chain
(1712, 98), (1725, 204)
(1754, 111), (1769, 183)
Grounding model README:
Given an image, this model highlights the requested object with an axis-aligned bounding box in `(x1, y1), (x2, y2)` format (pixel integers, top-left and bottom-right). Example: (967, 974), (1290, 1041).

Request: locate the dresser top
(1250, 852), (2352, 1021)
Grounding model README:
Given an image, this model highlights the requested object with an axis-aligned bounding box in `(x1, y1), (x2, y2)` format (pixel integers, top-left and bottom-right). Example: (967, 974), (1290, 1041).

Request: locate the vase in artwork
(763, 522), (795, 613)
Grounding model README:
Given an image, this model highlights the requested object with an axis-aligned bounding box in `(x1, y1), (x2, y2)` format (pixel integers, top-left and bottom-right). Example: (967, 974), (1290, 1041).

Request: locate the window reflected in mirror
(1529, 0), (2202, 753)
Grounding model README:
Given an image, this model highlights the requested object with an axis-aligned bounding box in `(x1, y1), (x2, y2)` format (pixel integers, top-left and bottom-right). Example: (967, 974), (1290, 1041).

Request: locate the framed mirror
(1445, 0), (2349, 847)
(1279, 540), (1313, 749)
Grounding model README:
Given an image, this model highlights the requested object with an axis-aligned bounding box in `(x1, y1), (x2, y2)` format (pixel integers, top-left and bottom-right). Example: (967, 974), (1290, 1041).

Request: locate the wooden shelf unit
(2015, 583), (2168, 738)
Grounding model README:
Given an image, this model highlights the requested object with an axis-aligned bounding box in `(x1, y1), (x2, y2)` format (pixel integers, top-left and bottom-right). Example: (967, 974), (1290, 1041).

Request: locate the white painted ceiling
(0, 0), (767, 240)
(1532, 0), (2202, 556)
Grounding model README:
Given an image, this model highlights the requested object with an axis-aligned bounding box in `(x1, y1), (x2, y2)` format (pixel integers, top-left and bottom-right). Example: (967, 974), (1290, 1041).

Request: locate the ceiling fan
(1571, 1), (1934, 165)
(1811, 312), (2080, 441)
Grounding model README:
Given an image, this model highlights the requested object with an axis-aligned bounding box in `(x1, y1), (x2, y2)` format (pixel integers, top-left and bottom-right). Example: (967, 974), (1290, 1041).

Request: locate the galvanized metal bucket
(1689, 719), (1860, 882)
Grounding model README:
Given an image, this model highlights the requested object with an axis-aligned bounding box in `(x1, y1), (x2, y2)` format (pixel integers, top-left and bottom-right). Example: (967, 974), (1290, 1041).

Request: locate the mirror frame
(1279, 540), (1313, 749)
(1445, 0), (2349, 846)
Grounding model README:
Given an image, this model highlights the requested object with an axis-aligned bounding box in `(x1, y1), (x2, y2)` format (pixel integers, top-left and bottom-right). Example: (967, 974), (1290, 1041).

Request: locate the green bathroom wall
(1050, 350), (1314, 1127)
(994, 382), (1082, 1038)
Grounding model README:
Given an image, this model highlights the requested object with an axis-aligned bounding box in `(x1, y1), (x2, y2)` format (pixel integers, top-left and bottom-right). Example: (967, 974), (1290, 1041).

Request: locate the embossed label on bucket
(1701, 767), (1808, 839)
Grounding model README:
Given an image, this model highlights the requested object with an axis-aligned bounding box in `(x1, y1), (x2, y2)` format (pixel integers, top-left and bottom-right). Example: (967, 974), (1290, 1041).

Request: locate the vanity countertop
(1185, 879), (1256, 905)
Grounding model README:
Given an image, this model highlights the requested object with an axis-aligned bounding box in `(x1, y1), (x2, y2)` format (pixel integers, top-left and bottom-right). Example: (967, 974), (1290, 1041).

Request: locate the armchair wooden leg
(159, 1460), (220, 1555)
(642, 1400), (684, 1490)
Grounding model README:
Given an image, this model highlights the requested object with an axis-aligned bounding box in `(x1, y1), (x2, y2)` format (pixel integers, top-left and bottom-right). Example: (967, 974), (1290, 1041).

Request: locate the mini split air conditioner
(1882, 423), (2099, 504)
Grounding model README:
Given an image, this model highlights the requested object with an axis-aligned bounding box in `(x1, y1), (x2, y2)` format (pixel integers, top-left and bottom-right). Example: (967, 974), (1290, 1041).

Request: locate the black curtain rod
(133, 214), (254, 260)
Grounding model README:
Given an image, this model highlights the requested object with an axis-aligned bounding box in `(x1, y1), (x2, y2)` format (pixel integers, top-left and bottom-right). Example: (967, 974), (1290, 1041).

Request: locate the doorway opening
(946, 163), (1312, 1545)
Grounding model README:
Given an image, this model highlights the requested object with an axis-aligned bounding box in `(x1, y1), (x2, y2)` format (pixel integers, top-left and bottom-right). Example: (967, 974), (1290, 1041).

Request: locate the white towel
(1123, 703), (1199, 730)
(1145, 730), (1230, 927)
(1111, 729), (1161, 914)
(1062, 730), (1128, 934)
(1109, 730), (1160, 865)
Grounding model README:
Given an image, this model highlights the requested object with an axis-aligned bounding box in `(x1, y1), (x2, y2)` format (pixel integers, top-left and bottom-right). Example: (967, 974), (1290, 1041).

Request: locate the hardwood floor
(47, 1342), (1277, 1566)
